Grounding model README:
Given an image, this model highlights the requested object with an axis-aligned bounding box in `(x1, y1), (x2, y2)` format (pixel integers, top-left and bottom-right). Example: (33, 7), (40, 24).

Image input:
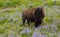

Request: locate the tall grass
(0, 0), (60, 8)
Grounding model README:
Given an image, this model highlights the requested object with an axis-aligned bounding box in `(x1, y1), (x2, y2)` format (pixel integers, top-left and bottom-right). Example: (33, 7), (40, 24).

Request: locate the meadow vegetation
(0, 0), (60, 37)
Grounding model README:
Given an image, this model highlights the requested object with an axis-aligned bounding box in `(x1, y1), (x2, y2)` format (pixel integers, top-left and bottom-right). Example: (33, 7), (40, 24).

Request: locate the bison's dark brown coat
(22, 7), (45, 27)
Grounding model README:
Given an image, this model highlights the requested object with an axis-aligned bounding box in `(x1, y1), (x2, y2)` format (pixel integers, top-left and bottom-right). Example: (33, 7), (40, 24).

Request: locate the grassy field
(0, 0), (60, 37)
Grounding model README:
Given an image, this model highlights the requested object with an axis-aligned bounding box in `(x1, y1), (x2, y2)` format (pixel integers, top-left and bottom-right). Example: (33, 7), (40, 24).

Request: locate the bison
(22, 7), (45, 27)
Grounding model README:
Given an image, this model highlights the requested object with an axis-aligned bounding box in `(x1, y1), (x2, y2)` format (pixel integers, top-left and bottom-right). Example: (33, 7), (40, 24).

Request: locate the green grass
(0, 6), (60, 37)
(0, 0), (60, 37)
(0, 0), (60, 8)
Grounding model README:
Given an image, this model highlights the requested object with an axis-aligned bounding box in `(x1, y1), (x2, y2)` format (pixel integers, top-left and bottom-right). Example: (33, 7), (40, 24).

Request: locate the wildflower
(50, 24), (58, 31)
(8, 31), (16, 37)
(20, 28), (31, 34)
(32, 31), (45, 37)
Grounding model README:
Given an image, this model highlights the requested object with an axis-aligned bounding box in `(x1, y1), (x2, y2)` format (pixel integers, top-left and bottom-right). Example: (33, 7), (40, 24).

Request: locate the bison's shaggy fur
(22, 7), (45, 27)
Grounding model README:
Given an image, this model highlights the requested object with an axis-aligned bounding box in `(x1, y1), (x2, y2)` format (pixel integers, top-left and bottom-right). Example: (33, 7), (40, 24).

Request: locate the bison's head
(35, 7), (43, 17)
(34, 7), (45, 20)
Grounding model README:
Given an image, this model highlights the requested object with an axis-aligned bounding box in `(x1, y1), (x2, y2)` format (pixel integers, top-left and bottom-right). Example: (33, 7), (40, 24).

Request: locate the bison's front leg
(35, 20), (42, 27)
(35, 21), (39, 27)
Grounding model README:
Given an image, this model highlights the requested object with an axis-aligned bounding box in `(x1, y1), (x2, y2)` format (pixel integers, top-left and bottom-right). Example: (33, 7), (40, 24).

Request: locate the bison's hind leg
(22, 14), (26, 26)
